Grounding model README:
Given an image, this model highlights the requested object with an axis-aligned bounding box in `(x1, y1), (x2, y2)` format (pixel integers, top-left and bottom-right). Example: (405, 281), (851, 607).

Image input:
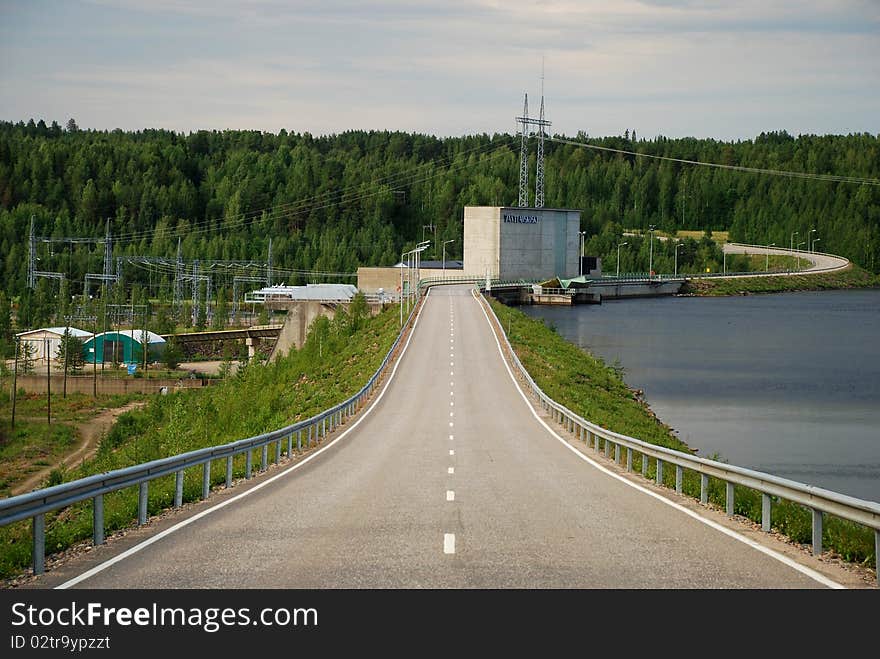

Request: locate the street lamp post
(797, 241), (806, 271)
(415, 240), (429, 304)
(442, 239), (454, 279)
(648, 225), (656, 278)
(808, 228), (816, 252)
(616, 242), (628, 277)
(674, 243), (684, 277)
(790, 231), (799, 273)
(766, 243), (776, 271)
(812, 238), (820, 253)
(399, 250), (406, 327)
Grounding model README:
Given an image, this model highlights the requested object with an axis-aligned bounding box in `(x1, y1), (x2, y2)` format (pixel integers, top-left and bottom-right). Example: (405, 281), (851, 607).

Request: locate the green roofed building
(83, 330), (166, 364)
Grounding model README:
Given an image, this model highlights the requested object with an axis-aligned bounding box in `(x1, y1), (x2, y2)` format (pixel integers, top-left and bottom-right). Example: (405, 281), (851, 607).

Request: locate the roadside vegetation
(0, 392), (144, 497)
(488, 298), (876, 574)
(0, 296), (400, 580)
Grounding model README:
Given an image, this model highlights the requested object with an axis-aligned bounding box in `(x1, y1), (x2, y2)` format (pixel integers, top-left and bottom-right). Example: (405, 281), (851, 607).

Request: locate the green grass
(0, 393), (144, 497)
(489, 298), (877, 573)
(0, 302), (403, 580)
(682, 264), (880, 296)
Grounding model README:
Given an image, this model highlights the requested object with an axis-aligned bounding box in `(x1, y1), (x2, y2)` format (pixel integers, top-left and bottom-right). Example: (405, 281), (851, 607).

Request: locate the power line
(548, 136), (880, 186)
(100, 137), (517, 245)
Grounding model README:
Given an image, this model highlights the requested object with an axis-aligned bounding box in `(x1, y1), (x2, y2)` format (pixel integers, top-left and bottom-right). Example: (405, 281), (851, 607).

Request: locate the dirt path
(11, 401), (146, 496)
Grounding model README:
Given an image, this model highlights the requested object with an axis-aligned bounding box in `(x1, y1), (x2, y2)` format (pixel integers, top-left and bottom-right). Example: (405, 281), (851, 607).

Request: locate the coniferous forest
(0, 119), (878, 352)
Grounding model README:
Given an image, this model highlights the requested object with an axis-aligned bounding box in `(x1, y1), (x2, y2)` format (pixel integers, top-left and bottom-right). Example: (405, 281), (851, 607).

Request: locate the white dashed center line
(446, 490), (455, 502)
(444, 534), (455, 554)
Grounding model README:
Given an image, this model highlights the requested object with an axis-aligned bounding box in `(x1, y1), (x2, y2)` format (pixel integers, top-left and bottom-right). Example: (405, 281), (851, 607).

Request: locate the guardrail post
(641, 454), (648, 477)
(226, 456), (233, 488)
(138, 482), (148, 525)
(287, 435), (292, 459)
(261, 444), (268, 471)
(626, 447), (632, 472)
(33, 514), (45, 575)
(812, 508), (823, 555)
(726, 482), (735, 516)
(700, 474), (709, 505)
(246, 450), (252, 478)
(308, 425), (313, 447)
(761, 494), (771, 531)
(322, 417), (326, 438)
(675, 465), (683, 493)
(175, 470), (183, 507)
(605, 440), (611, 458)
(297, 430), (302, 451)
(656, 459), (663, 485)
(275, 439), (281, 464)
(875, 531), (879, 587)
(202, 462), (210, 500)
(614, 444), (620, 464)
(93, 494), (104, 546)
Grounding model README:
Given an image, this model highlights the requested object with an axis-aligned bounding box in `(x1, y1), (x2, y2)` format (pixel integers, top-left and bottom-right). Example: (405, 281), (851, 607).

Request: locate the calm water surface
(522, 289), (880, 503)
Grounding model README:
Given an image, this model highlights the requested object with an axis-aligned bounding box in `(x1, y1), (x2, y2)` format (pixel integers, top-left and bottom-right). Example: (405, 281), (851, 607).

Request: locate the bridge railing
(0, 300), (422, 576)
(479, 293), (880, 584)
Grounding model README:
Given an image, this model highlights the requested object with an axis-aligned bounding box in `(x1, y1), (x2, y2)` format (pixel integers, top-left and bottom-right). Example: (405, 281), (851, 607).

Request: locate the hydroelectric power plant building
(356, 205), (584, 294)
(462, 206), (581, 281)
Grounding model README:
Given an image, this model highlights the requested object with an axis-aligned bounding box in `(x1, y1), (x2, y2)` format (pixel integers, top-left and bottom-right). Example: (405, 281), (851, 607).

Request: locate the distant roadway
(38, 285), (859, 589)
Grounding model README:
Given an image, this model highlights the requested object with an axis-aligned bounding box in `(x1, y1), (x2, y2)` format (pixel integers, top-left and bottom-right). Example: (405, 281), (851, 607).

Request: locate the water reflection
(523, 289), (880, 502)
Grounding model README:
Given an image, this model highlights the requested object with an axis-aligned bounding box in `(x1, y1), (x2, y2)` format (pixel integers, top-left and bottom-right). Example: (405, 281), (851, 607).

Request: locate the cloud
(1, 0), (877, 138)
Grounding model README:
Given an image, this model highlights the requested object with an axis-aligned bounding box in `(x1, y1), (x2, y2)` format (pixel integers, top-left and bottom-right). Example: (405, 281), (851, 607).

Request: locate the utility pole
(11, 337), (19, 430)
(46, 337), (51, 425)
(648, 225), (656, 278)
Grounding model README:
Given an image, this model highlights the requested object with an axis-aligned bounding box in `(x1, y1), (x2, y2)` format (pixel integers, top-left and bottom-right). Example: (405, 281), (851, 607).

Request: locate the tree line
(1, 120), (878, 352)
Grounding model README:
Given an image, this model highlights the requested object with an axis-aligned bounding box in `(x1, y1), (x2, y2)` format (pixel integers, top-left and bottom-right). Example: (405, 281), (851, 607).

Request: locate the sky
(1, 0), (878, 140)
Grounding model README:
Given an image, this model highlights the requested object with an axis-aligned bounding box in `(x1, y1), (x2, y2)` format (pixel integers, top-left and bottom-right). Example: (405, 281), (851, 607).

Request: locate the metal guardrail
(0, 300), (422, 576)
(478, 292), (880, 585)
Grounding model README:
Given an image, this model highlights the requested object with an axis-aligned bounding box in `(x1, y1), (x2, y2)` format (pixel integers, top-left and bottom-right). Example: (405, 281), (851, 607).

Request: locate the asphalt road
(721, 242), (849, 274)
(41, 285), (846, 588)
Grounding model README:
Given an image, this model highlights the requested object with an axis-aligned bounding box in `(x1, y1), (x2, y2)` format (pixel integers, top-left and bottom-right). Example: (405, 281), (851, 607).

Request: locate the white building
(15, 326), (93, 362)
(245, 283), (359, 303)
(463, 206), (581, 281)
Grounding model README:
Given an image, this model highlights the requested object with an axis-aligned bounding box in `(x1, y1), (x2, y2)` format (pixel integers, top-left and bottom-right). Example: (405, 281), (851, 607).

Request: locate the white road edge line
(54, 289), (435, 590)
(444, 533), (456, 554)
(472, 289), (844, 590)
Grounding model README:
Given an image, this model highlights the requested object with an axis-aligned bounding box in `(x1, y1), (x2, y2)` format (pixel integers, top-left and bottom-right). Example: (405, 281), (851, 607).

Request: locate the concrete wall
(357, 267), (466, 294)
(266, 300), (338, 359)
(463, 206), (501, 279)
(463, 206), (581, 281)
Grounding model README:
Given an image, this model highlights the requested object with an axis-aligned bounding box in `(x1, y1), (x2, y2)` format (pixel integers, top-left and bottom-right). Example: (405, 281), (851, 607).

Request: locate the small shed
(15, 326), (93, 362)
(83, 329), (166, 364)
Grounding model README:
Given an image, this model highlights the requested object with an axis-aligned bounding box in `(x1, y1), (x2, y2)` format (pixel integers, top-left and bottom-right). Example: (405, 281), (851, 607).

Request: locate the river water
(521, 289), (880, 503)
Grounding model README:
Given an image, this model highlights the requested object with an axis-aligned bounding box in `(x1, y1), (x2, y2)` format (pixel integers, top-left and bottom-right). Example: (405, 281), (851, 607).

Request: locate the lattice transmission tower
(515, 74), (551, 208)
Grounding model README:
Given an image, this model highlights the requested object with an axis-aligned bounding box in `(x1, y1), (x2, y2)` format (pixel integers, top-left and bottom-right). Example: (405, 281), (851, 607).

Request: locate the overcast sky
(1, 0), (878, 140)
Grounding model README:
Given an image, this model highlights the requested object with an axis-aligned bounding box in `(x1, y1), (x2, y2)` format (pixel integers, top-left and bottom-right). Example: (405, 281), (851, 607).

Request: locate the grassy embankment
(682, 263), (880, 296)
(0, 302), (402, 580)
(488, 298), (876, 572)
(0, 393), (145, 497)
